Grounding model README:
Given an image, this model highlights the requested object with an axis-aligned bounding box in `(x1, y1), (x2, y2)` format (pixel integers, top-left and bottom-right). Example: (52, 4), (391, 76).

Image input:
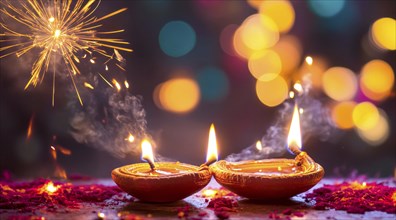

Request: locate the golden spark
(0, 0), (132, 106)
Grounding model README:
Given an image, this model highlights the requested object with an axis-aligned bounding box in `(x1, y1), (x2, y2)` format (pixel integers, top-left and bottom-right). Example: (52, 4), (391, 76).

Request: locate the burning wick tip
(143, 157), (156, 170)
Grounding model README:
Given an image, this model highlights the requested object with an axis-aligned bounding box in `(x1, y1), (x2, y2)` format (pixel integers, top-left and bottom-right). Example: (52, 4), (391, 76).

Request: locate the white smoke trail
(226, 75), (334, 162)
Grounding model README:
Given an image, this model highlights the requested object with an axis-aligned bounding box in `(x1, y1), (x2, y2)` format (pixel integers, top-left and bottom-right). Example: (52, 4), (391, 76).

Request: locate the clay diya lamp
(211, 104), (324, 200)
(112, 124), (219, 203)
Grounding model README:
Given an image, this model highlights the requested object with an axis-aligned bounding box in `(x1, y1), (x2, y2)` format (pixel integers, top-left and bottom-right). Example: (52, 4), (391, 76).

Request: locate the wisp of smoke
(226, 75), (335, 162)
(69, 72), (151, 159)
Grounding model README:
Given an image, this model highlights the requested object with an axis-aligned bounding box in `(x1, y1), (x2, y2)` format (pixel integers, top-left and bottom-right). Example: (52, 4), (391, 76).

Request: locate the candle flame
(206, 123), (218, 164)
(305, 56), (313, 65)
(287, 104), (302, 154)
(255, 140), (262, 151)
(124, 80), (130, 89)
(141, 139), (155, 164)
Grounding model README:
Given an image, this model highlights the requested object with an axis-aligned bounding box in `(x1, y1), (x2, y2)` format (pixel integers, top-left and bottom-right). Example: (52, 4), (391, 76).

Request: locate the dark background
(1, 0), (395, 178)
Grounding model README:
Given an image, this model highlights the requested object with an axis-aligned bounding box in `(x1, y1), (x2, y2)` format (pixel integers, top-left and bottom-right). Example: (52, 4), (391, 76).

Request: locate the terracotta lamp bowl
(210, 158), (324, 200)
(112, 162), (212, 203)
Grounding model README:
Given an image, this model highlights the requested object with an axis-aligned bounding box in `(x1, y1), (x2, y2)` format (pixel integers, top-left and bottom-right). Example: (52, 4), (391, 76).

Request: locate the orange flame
(141, 139), (154, 162)
(124, 80), (130, 89)
(287, 104), (302, 154)
(206, 124), (218, 163)
(305, 56), (313, 66)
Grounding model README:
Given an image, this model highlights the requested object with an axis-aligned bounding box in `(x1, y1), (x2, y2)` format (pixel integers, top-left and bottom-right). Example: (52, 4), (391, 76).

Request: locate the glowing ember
(202, 189), (218, 198)
(305, 181), (396, 214)
(112, 79), (122, 92)
(97, 212), (105, 219)
(305, 56), (313, 65)
(84, 82), (95, 90)
(39, 181), (60, 194)
(255, 140), (262, 151)
(124, 80), (130, 89)
(0, 179), (130, 212)
(125, 133), (135, 143)
(26, 114), (34, 139)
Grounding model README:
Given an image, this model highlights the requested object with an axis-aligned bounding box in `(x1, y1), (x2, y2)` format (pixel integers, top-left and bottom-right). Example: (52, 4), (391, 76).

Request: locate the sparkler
(0, 0), (132, 105)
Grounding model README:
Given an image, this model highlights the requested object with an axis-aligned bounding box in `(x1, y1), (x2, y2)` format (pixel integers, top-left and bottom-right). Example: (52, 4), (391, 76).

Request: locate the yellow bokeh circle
(357, 109), (389, 146)
(371, 17), (396, 50)
(352, 102), (380, 131)
(360, 59), (394, 101)
(259, 0), (295, 33)
(256, 75), (288, 107)
(322, 67), (358, 101)
(273, 35), (302, 74)
(331, 101), (357, 129)
(248, 50), (282, 81)
(155, 78), (200, 113)
(240, 14), (279, 51)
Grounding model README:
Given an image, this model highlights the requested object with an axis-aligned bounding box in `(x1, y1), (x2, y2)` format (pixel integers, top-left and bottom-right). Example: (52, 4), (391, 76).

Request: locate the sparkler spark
(0, 0), (132, 105)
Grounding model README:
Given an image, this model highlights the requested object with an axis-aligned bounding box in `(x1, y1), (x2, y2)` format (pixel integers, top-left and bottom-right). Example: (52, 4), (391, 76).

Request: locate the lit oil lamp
(211, 105), (324, 200)
(111, 124), (218, 203)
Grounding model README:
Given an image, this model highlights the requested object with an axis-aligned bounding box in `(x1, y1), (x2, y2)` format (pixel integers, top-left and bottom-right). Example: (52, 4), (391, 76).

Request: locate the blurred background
(0, 0), (395, 178)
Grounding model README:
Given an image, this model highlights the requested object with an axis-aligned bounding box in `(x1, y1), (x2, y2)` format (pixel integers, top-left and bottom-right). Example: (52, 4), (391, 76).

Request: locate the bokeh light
(360, 59), (394, 101)
(220, 24), (238, 56)
(240, 14), (279, 51)
(154, 78), (200, 113)
(322, 67), (357, 101)
(308, 0), (345, 17)
(272, 35), (302, 74)
(371, 17), (396, 50)
(159, 21), (196, 57)
(352, 102), (380, 131)
(256, 75), (288, 107)
(233, 26), (255, 59)
(247, 0), (261, 9)
(259, 0), (295, 33)
(197, 67), (229, 101)
(357, 110), (389, 146)
(248, 50), (282, 81)
(297, 56), (327, 89)
(331, 101), (356, 129)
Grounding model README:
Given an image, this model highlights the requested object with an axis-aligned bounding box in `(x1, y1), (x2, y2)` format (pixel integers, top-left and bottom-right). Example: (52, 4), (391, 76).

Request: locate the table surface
(1, 178), (395, 220)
